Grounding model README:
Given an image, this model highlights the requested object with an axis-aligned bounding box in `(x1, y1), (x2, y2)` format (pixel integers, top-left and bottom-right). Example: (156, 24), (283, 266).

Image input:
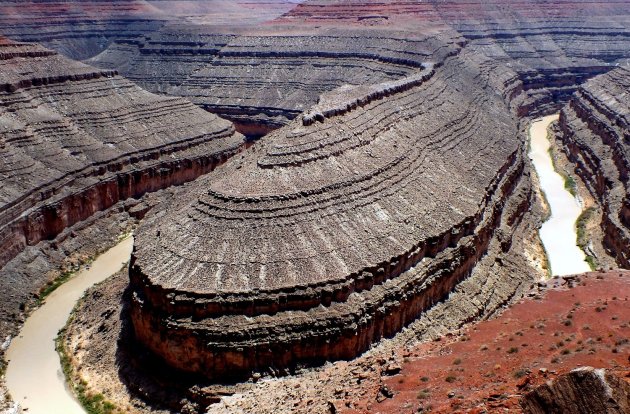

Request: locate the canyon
(0, 1), (628, 413)
(0, 35), (243, 367)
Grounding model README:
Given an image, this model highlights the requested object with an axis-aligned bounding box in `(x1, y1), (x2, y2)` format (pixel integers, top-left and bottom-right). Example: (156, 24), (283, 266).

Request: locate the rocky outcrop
(129, 46), (533, 380)
(0, 1), (169, 60)
(283, 1), (630, 117)
(301, 63), (435, 126)
(90, 27), (462, 135)
(521, 367), (630, 414)
(0, 38), (244, 270)
(556, 66), (630, 267)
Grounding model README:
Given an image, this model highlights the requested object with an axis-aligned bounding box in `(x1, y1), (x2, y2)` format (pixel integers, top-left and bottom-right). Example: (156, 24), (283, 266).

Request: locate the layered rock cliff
(90, 26), (462, 135)
(284, 0), (630, 116)
(82, 0), (630, 132)
(0, 38), (244, 296)
(0, 1), (169, 60)
(522, 367), (630, 414)
(129, 42), (536, 379)
(556, 66), (630, 267)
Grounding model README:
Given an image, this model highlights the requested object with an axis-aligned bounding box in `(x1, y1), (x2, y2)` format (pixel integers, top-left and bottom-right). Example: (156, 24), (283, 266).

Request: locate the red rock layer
(363, 271), (630, 414)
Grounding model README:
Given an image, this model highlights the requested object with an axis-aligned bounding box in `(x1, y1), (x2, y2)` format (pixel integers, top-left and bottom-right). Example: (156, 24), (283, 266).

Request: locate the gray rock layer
(521, 367), (630, 414)
(130, 46), (532, 379)
(557, 66), (630, 267)
(0, 39), (244, 269)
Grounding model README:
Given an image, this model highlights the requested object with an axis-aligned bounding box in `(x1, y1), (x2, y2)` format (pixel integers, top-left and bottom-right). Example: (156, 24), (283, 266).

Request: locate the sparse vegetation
(56, 290), (121, 414)
(513, 369), (528, 379)
(564, 175), (578, 196)
(445, 375), (457, 383)
(575, 207), (597, 269)
(417, 389), (431, 400)
(38, 270), (76, 304)
(453, 358), (462, 365)
(507, 347), (519, 354)
(420, 376), (430, 382)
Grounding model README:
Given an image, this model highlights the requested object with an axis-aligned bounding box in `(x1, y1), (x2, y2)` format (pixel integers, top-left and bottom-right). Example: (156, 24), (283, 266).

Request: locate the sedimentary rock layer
(521, 367), (630, 414)
(129, 47), (531, 379)
(0, 1), (168, 60)
(0, 38), (244, 269)
(282, 0), (630, 117)
(556, 66), (630, 267)
(90, 27), (461, 134)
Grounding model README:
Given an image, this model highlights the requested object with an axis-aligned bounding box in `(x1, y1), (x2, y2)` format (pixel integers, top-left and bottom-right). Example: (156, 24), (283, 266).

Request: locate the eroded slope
(556, 66), (630, 267)
(0, 38), (244, 345)
(129, 45), (536, 379)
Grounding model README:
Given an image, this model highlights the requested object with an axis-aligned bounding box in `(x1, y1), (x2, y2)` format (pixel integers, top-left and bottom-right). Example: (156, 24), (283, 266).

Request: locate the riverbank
(5, 237), (133, 414)
(528, 115), (591, 276)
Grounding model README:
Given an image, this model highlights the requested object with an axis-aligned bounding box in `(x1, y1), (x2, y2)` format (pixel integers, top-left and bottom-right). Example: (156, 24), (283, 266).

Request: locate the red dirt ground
(343, 271), (630, 413)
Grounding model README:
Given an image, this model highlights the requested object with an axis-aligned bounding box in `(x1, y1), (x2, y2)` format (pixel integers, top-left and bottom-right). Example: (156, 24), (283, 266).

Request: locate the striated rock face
(129, 44), (533, 379)
(521, 367), (630, 414)
(0, 38), (244, 270)
(0, 1), (300, 62)
(84, 0), (630, 130)
(556, 66), (630, 267)
(90, 27), (461, 135)
(284, 0), (630, 116)
(0, 1), (169, 60)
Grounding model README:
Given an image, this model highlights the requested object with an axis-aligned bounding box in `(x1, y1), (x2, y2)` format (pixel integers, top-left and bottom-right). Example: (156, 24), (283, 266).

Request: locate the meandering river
(5, 236), (133, 414)
(528, 115), (591, 276)
(2, 115), (592, 413)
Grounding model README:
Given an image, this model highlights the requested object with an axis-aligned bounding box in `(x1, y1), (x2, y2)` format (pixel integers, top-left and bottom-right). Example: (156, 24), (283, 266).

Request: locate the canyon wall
(129, 42), (536, 379)
(522, 367), (630, 414)
(556, 66), (630, 267)
(80, 0), (630, 131)
(284, 1), (630, 116)
(0, 1), (169, 60)
(89, 27), (460, 135)
(0, 38), (244, 313)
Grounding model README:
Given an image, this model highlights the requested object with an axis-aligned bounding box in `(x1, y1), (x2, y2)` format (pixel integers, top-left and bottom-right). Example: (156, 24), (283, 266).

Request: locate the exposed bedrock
(0, 39), (244, 270)
(556, 66), (630, 267)
(521, 367), (630, 414)
(0, 1), (170, 60)
(284, 1), (630, 117)
(129, 49), (534, 380)
(89, 27), (463, 133)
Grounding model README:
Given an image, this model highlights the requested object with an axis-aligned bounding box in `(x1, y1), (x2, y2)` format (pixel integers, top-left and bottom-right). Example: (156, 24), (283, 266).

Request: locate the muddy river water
(3, 115), (591, 413)
(5, 236), (133, 414)
(528, 115), (591, 276)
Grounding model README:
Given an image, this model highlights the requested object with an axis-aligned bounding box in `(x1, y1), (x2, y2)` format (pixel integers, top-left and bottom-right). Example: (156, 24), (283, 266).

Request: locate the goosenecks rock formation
(0, 37), (244, 335)
(556, 67), (630, 267)
(84, 0), (630, 134)
(0, 1), (169, 60)
(521, 367), (630, 414)
(90, 28), (454, 136)
(129, 35), (536, 379)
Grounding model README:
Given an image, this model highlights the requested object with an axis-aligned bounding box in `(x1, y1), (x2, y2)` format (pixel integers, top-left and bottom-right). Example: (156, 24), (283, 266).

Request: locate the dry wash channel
(129, 49), (535, 380)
